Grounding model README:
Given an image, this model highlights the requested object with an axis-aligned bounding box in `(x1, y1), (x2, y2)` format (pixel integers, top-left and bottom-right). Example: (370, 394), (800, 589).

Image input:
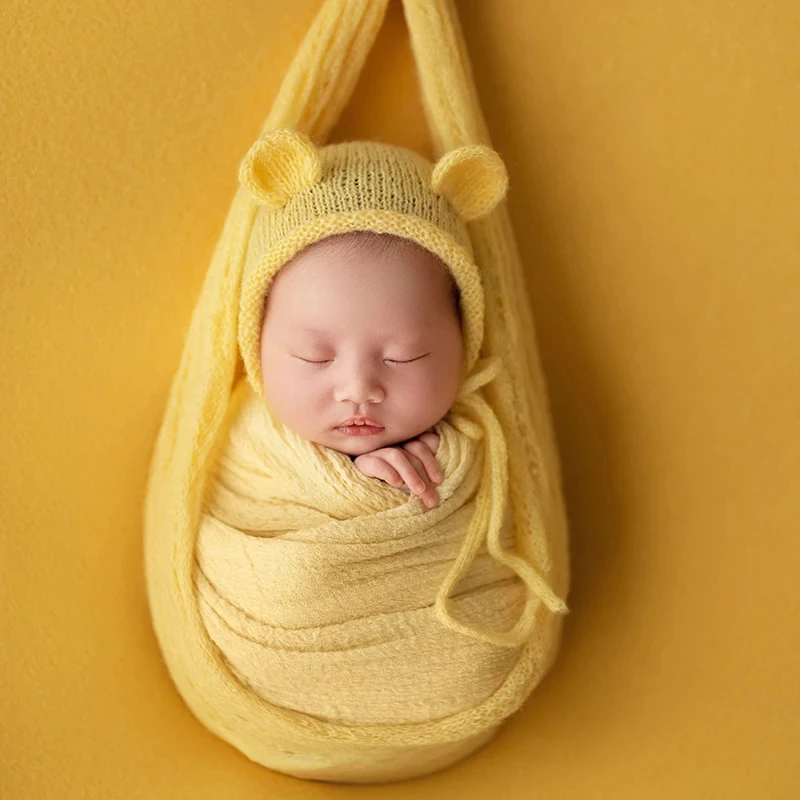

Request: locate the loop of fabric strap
(261, 0), (491, 155)
(262, 0), (391, 141)
(439, 357), (569, 648)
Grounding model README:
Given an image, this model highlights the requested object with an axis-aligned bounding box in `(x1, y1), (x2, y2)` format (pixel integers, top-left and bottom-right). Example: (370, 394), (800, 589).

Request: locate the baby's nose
(334, 372), (385, 405)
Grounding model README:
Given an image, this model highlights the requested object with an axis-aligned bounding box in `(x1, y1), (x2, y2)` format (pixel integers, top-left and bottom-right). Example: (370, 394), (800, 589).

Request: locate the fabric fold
(195, 372), (551, 725)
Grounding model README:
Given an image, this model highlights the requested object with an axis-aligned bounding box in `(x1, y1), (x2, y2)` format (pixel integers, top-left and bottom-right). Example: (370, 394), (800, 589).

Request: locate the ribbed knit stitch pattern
(237, 136), (487, 391)
(143, 0), (571, 785)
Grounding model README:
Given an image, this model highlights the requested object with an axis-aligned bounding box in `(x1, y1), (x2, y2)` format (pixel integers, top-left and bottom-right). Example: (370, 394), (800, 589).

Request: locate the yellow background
(2, 1), (798, 797)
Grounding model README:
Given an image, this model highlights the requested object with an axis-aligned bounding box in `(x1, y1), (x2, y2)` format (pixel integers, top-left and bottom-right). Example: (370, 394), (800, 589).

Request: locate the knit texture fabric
(196, 377), (525, 727)
(143, 0), (571, 785)
(237, 133), (489, 395)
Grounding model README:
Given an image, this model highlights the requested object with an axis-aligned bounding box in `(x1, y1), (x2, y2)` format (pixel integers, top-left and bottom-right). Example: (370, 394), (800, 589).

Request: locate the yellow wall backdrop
(2, 1), (798, 797)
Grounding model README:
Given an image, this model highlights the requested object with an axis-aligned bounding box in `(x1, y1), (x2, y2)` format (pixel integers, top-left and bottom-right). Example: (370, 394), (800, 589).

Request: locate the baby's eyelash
(385, 355), (429, 364)
(293, 354), (429, 365)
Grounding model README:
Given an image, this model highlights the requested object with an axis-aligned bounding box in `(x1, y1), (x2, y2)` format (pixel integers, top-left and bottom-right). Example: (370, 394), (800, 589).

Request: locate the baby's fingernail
(423, 496), (437, 509)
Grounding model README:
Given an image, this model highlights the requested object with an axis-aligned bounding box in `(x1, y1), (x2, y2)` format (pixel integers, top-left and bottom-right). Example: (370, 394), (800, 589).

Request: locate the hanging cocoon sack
(144, 0), (571, 785)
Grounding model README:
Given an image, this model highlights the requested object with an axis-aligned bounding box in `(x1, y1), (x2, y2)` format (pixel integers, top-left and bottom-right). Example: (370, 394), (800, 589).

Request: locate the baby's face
(259, 233), (464, 457)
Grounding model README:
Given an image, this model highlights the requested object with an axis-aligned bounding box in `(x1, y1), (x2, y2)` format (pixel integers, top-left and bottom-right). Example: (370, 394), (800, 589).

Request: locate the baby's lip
(336, 416), (384, 428)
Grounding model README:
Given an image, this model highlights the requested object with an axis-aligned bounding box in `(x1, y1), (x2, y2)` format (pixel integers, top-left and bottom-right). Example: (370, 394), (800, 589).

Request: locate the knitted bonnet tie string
(437, 355), (569, 648)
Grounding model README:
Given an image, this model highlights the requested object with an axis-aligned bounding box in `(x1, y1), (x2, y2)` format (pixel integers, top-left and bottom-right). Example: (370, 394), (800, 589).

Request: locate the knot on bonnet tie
(441, 355), (569, 648)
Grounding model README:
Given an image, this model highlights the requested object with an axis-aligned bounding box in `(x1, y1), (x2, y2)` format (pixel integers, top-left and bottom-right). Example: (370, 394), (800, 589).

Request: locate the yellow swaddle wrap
(144, 0), (571, 785)
(197, 373), (526, 727)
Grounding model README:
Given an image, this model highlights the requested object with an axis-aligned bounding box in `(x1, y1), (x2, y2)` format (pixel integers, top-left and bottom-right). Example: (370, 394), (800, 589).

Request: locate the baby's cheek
(263, 369), (307, 423)
(401, 368), (454, 423)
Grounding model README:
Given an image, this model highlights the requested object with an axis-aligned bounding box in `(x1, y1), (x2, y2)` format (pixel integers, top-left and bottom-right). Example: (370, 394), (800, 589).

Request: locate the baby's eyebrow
(296, 326), (329, 337)
(293, 326), (348, 342)
(295, 325), (428, 344)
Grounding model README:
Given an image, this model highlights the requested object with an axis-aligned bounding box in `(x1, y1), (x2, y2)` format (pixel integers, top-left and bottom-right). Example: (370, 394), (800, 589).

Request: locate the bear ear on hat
(238, 128), (322, 208)
(431, 144), (509, 222)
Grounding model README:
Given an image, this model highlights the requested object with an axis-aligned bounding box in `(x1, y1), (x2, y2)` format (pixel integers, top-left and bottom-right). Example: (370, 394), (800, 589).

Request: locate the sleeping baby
(187, 131), (567, 741)
(258, 228), (464, 509)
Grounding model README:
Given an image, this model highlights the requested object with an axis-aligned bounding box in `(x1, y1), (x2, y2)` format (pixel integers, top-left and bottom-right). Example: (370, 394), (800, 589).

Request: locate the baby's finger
(382, 449), (429, 496)
(402, 438), (444, 484)
(419, 430), (440, 455)
(420, 486), (439, 509)
(354, 454), (404, 487)
(399, 451), (439, 510)
(373, 460), (405, 488)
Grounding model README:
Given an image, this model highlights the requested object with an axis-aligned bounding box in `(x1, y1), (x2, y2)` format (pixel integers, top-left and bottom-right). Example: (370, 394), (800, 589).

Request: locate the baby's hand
(353, 430), (442, 509)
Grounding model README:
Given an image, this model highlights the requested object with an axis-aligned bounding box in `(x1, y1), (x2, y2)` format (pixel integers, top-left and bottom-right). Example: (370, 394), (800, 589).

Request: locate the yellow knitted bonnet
(236, 127), (509, 397)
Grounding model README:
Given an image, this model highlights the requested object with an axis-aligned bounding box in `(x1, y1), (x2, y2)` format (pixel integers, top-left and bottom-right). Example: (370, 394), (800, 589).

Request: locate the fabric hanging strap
(261, 0), (391, 141)
(402, 0), (569, 640)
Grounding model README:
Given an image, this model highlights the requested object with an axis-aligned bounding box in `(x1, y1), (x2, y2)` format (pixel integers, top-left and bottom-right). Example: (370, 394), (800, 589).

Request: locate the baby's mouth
(335, 418), (385, 436)
(336, 425), (384, 436)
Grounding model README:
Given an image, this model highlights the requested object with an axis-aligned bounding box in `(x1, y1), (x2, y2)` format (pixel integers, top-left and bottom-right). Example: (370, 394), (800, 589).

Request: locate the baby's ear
(431, 144), (508, 221)
(238, 128), (322, 208)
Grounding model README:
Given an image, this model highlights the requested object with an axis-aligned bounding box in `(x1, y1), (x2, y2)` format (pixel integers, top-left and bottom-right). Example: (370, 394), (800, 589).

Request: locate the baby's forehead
(262, 231), (461, 333)
(311, 229), (443, 263)
(284, 231), (451, 279)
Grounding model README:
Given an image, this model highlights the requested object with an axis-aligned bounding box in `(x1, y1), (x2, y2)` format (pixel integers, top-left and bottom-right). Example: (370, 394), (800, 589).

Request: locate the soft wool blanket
(144, 0), (571, 785)
(196, 376), (528, 727)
